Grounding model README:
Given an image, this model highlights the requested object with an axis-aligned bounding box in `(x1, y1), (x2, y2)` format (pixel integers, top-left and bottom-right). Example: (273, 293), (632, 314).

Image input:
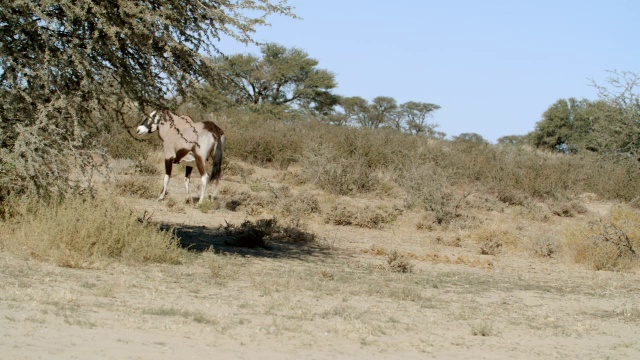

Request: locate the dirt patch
(2, 164), (640, 359)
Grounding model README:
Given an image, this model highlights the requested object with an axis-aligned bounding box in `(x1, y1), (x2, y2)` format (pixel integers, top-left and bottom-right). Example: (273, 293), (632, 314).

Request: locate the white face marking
(136, 125), (149, 135)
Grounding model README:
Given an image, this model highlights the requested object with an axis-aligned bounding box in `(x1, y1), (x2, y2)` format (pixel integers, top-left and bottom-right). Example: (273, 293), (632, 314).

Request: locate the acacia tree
(400, 101), (441, 135)
(592, 70), (640, 155)
(209, 43), (338, 115)
(368, 96), (398, 129)
(339, 96), (371, 126)
(0, 0), (294, 205)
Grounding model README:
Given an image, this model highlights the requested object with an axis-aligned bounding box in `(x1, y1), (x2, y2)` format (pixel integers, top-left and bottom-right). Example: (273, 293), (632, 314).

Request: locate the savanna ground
(2, 116), (640, 359)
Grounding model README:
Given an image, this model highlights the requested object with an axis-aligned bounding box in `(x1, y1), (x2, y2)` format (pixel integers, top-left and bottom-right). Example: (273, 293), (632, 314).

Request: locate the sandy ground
(2, 165), (640, 359)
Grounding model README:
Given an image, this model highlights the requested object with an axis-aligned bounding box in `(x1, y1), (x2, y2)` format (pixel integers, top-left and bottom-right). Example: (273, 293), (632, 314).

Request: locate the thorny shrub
(565, 205), (640, 271)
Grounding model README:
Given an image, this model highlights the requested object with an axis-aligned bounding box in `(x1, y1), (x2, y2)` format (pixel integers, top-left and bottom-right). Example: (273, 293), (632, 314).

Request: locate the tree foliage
(531, 97), (627, 154)
(204, 43), (338, 115)
(0, 0), (295, 204)
(452, 132), (489, 144)
(400, 101), (441, 136)
(530, 71), (640, 156)
(497, 134), (528, 146)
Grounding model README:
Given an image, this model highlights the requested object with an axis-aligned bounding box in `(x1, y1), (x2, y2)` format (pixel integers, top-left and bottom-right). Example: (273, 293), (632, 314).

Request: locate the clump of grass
(199, 199), (216, 213)
(142, 307), (217, 325)
(471, 321), (495, 336)
(386, 251), (414, 273)
(0, 195), (184, 268)
(565, 205), (640, 271)
(470, 224), (520, 255)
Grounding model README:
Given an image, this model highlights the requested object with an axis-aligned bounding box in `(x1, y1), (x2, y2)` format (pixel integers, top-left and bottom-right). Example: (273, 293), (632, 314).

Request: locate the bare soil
(2, 163), (640, 359)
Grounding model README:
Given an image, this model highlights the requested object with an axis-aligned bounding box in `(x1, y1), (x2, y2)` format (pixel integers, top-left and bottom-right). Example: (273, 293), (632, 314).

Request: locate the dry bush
(398, 163), (468, 225)
(0, 196), (183, 267)
(324, 202), (400, 229)
(279, 191), (320, 217)
(510, 202), (552, 222)
(470, 224), (520, 255)
(497, 190), (529, 207)
(364, 247), (414, 273)
(565, 205), (640, 271)
(213, 112), (640, 203)
(224, 118), (303, 169)
(551, 200), (588, 217)
(300, 142), (381, 195)
(219, 217), (316, 249)
(529, 235), (560, 258)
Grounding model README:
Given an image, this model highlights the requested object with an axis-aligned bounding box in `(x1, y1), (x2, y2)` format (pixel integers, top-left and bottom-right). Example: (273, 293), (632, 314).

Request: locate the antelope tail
(209, 135), (224, 183)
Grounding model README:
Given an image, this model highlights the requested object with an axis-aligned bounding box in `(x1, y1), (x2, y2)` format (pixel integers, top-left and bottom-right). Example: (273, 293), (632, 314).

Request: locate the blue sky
(217, 0), (640, 142)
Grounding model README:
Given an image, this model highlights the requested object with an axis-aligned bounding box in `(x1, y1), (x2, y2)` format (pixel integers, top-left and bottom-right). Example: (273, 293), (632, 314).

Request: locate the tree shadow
(159, 218), (332, 260)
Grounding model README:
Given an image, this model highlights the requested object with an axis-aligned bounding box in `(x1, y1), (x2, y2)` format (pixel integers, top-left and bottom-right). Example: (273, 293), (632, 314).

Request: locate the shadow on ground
(159, 219), (332, 260)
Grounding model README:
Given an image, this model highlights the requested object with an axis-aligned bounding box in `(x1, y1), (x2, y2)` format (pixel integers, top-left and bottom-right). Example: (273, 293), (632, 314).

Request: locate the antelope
(136, 110), (225, 205)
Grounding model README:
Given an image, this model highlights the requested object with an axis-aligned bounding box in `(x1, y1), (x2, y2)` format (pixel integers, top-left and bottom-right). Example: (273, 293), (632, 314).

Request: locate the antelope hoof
(158, 195), (165, 201)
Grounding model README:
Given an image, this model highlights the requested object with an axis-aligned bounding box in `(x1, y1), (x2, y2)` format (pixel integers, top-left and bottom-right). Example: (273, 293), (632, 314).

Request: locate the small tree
(592, 70), (640, 155)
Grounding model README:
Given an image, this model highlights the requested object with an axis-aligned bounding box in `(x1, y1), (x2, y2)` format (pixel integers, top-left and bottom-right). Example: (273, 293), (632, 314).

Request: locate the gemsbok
(136, 110), (225, 205)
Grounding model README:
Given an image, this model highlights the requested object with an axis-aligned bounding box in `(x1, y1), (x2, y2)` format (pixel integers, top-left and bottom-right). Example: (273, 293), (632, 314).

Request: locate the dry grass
(112, 176), (157, 199)
(0, 195), (184, 268)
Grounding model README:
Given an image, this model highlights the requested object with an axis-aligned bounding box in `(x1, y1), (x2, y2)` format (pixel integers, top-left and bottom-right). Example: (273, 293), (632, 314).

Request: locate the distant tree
(369, 96), (398, 129)
(497, 134), (528, 146)
(335, 96), (441, 133)
(340, 96), (371, 126)
(0, 0), (295, 204)
(453, 132), (489, 144)
(209, 43), (338, 115)
(400, 101), (441, 135)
